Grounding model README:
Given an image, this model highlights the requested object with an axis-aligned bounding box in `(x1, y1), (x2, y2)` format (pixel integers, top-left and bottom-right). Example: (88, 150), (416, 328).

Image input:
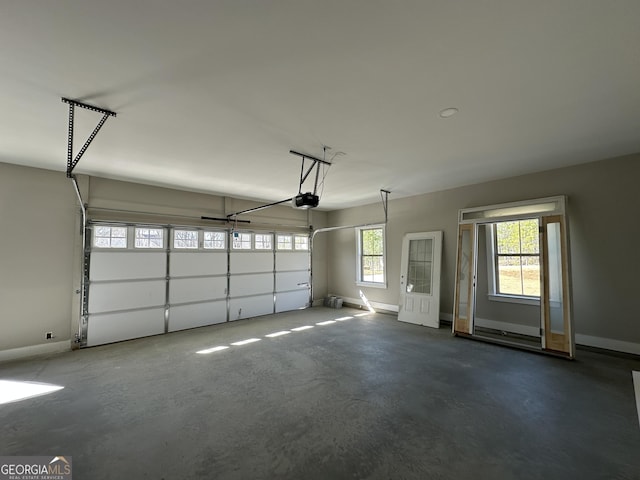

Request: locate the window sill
(356, 281), (387, 289)
(488, 294), (540, 306)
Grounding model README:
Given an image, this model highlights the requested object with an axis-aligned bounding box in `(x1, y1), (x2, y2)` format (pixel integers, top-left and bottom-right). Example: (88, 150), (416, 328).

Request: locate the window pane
(111, 227), (126, 238)
(94, 237), (110, 248)
(519, 219), (539, 254)
(135, 228), (164, 248)
(174, 230), (198, 249)
(362, 255), (384, 283)
(94, 226), (128, 248)
(232, 233), (252, 249)
(496, 221), (521, 254)
(497, 256), (523, 295)
(277, 235), (292, 250)
(111, 237), (127, 248)
(294, 236), (308, 250)
(255, 234), (272, 250)
(362, 228), (383, 255)
(497, 256), (539, 296)
(204, 231), (225, 249)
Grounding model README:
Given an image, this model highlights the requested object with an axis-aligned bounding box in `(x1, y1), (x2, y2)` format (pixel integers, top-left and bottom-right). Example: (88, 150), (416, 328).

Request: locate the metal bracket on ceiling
(290, 148), (332, 196)
(380, 189), (391, 223)
(219, 148), (334, 223)
(62, 97), (116, 178)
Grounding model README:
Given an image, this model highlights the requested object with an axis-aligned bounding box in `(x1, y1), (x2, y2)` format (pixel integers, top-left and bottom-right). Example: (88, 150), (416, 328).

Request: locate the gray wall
(0, 163), (77, 352)
(326, 153), (640, 345)
(0, 164), (328, 354)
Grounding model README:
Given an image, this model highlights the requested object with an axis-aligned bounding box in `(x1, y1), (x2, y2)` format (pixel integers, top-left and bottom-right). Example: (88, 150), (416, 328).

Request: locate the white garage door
(277, 234), (310, 312)
(168, 229), (228, 332)
(229, 232), (275, 321)
(84, 224), (310, 346)
(86, 226), (167, 347)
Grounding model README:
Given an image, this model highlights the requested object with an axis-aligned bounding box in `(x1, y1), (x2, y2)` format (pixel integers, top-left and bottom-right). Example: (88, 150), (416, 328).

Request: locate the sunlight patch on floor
(231, 338), (261, 346)
(265, 331), (291, 338)
(196, 310), (375, 355)
(197, 346), (229, 354)
(291, 325), (314, 331)
(0, 380), (64, 405)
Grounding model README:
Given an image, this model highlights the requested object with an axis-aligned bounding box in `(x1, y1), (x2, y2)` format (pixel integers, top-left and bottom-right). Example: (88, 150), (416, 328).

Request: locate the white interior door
(398, 231), (443, 328)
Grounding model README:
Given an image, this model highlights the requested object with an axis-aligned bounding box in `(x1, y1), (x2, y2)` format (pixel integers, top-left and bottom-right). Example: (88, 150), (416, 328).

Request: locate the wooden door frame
(453, 223), (475, 334)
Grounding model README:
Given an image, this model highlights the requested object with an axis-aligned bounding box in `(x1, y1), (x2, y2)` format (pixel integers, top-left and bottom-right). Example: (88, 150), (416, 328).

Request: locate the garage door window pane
(294, 236), (309, 250)
(135, 228), (164, 248)
(255, 234), (272, 250)
(232, 233), (252, 250)
(94, 226), (127, 248)
(277, 235), (292, 250)
(204, 231), (226, 249)
(174, 230), (198, 249)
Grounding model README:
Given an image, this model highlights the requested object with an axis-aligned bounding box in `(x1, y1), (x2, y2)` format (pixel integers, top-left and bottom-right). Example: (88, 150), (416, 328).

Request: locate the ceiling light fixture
(439, 107), (459, 118)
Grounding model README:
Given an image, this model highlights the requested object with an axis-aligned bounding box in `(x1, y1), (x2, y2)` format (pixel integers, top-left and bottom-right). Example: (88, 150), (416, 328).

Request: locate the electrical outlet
(46, 332), (54, 340)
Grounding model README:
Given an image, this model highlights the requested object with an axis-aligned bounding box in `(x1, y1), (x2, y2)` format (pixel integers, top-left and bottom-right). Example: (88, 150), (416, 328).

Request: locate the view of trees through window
(494, 219), (540, 296)
(360, 227), (384, 283)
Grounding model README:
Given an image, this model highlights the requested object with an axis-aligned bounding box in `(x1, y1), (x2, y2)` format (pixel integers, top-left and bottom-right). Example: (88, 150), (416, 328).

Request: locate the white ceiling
(1, 1), (639, 210)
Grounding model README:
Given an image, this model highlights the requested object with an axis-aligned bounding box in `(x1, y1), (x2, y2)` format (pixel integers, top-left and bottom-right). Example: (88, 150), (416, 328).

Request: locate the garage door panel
(90, 252), (166, 281)
(169, 277), (227, 304)
(276, 271), (310, 292)
(170, 252), (226, 277)
(230, 252), (272, 274)
(169, 301), (226, 332)
(276, 290), (309, 313)
(230, 273), (273, 297)
(86, 308), (165, 347)
(229, 295), (273, 320)
(275, 252), (309, 271)
(88, 280), (166, 313)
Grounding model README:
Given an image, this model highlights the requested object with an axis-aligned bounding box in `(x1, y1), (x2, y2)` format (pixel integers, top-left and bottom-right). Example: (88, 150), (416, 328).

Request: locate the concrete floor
(1, 307), (639, 479)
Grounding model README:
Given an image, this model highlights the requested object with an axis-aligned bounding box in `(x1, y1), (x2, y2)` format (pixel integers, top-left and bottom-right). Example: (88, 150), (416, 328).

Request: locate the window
(294, 235), (309, 251)
(255, 233), (273, 250)
(173, 230), (198, 249)
(232, 232), (252, 250)
(277, 234), (292, 250)
(492, 219), (540, 297)
(135, 228), (164, 249)
(204, 231), (226, 250)
(93, 226), (127, 248)
(356, 226), (386, 286)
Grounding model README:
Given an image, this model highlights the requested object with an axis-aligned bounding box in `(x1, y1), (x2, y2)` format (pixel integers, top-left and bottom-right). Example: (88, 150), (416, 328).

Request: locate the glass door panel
(407, 238), (433, 294)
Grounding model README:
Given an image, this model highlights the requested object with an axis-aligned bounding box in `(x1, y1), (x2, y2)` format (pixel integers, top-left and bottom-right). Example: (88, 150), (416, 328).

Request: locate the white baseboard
(0, 340), (71, 363)
(575, 334), (640, 356)
(332, 294), (399, 313)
